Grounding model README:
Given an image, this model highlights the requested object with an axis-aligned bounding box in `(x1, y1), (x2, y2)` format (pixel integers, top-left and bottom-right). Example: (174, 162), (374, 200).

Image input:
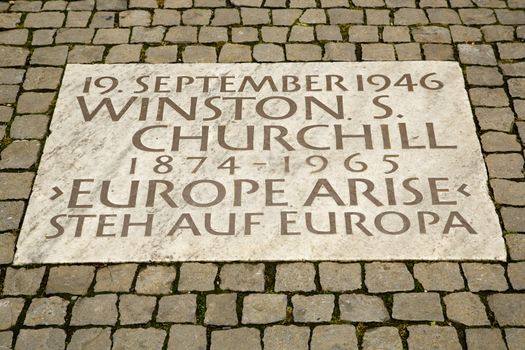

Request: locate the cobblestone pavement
(1, 0), (525, 349)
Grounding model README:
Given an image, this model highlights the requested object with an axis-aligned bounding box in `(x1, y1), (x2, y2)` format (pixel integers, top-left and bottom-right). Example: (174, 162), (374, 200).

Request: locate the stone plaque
(15, 62), (506, 264)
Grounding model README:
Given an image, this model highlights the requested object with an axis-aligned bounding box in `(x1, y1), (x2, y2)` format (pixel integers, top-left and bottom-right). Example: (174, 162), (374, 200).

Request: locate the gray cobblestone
(482, 132), (521, 152)
(423, 43), (454, 60)
(179, 263), (218, 291)
(362, 43), (396, 60)
(24, 296), (68, 326)
(275, 262), (316, 291)
(348, 25), (378, 42)
(444, 292), (489, 325)
(25, 12), (65, 28)
(498, 43), (525, 60)
(205, 293), (238, 325)
(462, 263), (508, 291)
(264, 325), (309, 350)
(382, 27), (410, 42)
(71, 294), (118, 326)
(113, 328), (166, 350)
(311, 325), (357, 350)
(253, 43), (284, 62)
(0, 140), (40, 169)
(157, 294), (197, 323)
(135, 265), (176, 294)
(68, 328), (111, 350)
(323, 43), (356, 61)
(272, 9), (302, 25)
(0, 233), (16, 264)
(15, 329), (65, 350)
(459, 44), (497, 65)
(483, 25), (514, 42)
(414, 262), (464, 291)
(68, 45), (105, 63)
(93, 28), (130, 44)
(220, 263), (265, 291)
(242, 293), (287, 324)
(119, 294), (156, 325)
(18, 92), (56, 113)
(394, 8), (428, 25)
(451, 25), (482, 42)
(392, 293), (443, 321)
(168, 325), (206, 350)
(0, 298), (25, 330)
(90, 12), (115, 28)
(119, 10), (151, 27)
(366, 9), (391, 25)
(0, 29), (28, 45)
(94, 264), (137, 292)
(165, 26), (197, 43)
(506, 328), (525, 350)
(182, 45), (217, 62)
(0, 106), (13, 123)
(0, 46), (29, 67)
(146, 46), (178, 63)
(486, 154), (524, 178)
(211, 9), (240, 26)
(0, 172), (34, 200)
(0, 14), (22, 28)
(365, 262), (414, 293)
(502, 208), (525, 232)
(469, 88), (509, 107)
(427, 9), (461, 23)
(0, 68), (24, 85)
(489, 294), (525, 326)
(508, 262), (525, 290)
(339, 294), (389, 322)
(466, 329), (506, 350)
(46, 265), (94, 295)
(3, 267), (45, 295)
(319, 262), (361, 291)
(23, 67), (63, 90)
(0, 85), (19, 104)
(407, 325), (461, 350)
(492, 179), (525, 205)
(412, 26), (451, 43)
(475, 107), (514, 131)
(56, 28), (95, 43)
(362, 327), (402, 350)
(131, 26), (166, 43)
(199, 26), (228, 43)
(211, 328), (261, 350)
(466, 66), (503, 86)
(0, 201), (24, 231)
(106, 44), (142, 63)
(292, 294), (334, 323)
(66, 11), (91, 27)
(153, 9), (180, 26)
(395, 43), (422, 60)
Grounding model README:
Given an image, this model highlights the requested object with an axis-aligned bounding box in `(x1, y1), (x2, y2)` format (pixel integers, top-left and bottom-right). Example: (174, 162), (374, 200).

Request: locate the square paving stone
(14, 329), (66, 350)
(113, 328), (166, 350)
(68, 328), (111, 350)
(263, 325), (309, 350)
(211, 328), (261, 350)
(407, 325), (461, 350)
(311, 325), (358, 350)
(443, 292), (489, 326)
(156, 294), (197, 323)
(168, 325), (207, 350)
(466, 328), (506, 350)
(339, 294), (389, 322)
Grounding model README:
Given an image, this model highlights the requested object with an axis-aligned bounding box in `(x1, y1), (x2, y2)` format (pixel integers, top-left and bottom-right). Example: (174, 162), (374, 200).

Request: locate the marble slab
(14, 62), (506, 264)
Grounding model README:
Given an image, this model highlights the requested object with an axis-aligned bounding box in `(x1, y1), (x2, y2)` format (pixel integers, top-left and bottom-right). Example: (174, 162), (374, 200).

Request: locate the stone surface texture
(0, 0), (523, 347)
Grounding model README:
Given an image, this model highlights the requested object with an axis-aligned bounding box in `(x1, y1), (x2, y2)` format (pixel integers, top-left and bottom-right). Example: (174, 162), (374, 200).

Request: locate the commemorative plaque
(14, 62), (506, 264)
